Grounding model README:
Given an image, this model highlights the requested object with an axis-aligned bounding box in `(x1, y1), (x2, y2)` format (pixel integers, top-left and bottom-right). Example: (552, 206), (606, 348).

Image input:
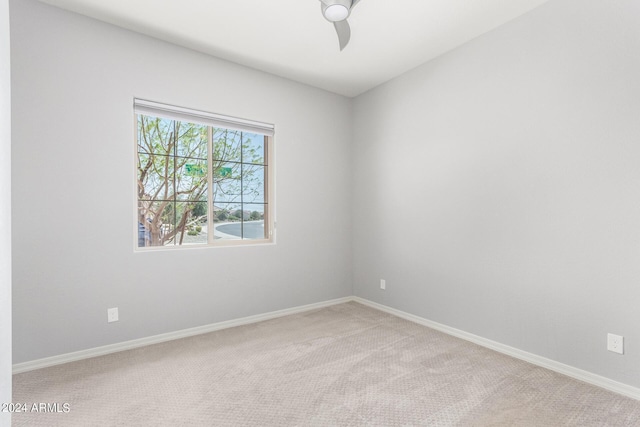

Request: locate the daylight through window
(135, 99), (274, 249)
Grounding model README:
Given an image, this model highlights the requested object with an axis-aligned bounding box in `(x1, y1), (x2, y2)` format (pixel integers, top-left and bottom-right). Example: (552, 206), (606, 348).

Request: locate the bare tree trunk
(177, 210), (191, 245)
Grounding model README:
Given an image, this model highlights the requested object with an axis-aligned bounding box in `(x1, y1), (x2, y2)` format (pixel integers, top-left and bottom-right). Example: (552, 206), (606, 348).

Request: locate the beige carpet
(12, 302), (640, 426)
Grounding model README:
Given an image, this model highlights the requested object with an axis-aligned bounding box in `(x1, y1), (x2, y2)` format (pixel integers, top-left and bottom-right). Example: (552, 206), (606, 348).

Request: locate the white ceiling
(38, 0), (552, 97)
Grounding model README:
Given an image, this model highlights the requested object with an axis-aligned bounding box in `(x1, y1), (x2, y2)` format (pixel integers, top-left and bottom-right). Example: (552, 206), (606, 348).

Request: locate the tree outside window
(136, 110), (271, 248)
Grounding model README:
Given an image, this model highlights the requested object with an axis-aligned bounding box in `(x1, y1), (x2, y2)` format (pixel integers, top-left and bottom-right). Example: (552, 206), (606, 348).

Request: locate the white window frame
(134, 99), (275, 250)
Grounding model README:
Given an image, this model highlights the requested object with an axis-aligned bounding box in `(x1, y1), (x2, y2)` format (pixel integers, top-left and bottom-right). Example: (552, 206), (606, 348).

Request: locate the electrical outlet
(607, 333), (623, 355)
(380, 279), (386, 290)
(107, 307), (119, 323)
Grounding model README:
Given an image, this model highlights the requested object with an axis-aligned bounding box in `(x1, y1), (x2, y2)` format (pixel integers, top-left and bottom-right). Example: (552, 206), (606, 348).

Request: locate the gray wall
(353, 0), (640, 387)
(10, 0), (353, 363)
(1, 0), (11, 423)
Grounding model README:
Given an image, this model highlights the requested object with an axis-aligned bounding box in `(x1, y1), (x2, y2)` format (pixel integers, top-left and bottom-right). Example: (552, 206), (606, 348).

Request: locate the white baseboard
(352, 296), (640, 401)
(12, 296), (353, 374)
(13, 295), (640, 401)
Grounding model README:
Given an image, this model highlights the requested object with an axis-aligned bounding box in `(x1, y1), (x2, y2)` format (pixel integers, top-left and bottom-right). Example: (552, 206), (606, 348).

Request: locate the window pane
(243, 203), (267, 240)
(145, 201), (204, 246)
(138, 206), (152, 248)
(242, 133), (266, 165)
(176, 122), (208, 159)
(137, 116), (177, 156)
(175, 160), (208, 201)
(212, 162), (242, 203)
(138, 200), (174, 247)
(213, 128), (242, 162)
(211, 203), (267, 240)
(137, 153), (174, 201)
(174, 201), (207, 246)
(190, 200), (208, 222)
(242, 164), (265, 204)
(212, 202), (242, 240)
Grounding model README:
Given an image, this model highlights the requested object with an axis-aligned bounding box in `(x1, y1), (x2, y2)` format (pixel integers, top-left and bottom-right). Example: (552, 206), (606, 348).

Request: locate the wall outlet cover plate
(607, 333), (623, 355)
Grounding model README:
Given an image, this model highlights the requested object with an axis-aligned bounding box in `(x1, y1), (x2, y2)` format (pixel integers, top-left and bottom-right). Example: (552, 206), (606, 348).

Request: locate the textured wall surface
(353, 0), (640, 388)
(1, 0), (11, 424)
(11, 0), (352, 363)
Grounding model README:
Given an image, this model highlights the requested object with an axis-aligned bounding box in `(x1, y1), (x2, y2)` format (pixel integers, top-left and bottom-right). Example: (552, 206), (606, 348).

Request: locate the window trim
(133, 99), (275, 251)
(134, 99), (275, 136)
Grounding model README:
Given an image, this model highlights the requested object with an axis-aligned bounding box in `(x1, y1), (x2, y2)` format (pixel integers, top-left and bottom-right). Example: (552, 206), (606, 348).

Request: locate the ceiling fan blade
(334, 19), (351, 51)
(320, 0), (357, 6)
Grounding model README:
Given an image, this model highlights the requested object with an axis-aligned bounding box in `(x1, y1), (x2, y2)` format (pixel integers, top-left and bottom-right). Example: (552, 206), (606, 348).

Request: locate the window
(135, 99), (274, 249)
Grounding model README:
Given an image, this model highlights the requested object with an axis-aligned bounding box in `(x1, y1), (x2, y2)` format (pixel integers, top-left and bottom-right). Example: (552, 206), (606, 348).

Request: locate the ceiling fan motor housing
(322, 0), (352, 22)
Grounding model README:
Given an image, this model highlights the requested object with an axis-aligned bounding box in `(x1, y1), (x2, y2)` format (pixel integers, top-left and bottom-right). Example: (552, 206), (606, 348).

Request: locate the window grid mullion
(173, 121), (178, 246)
(240, 131), (244, 240)
(207, 125), (214, 245)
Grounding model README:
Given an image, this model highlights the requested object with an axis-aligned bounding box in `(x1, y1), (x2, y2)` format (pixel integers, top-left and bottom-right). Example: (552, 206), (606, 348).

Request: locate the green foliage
(215, 210), (228, 221)
(211, 129), (265, 205)
(138, 117), (267, 246)
(137, 115), (209, 246)
(192, 201), (207, 217)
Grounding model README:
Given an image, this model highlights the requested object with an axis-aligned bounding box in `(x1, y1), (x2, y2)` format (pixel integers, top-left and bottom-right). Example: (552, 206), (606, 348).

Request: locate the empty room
(2, 0), (640, 425)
